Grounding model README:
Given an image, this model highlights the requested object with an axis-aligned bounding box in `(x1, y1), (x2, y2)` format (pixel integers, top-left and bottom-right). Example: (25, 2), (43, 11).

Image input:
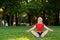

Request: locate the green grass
(0, 26), (60, 40)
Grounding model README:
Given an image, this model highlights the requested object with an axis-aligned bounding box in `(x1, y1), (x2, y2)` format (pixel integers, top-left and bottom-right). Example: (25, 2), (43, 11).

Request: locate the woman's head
(37, 17), (43, 23)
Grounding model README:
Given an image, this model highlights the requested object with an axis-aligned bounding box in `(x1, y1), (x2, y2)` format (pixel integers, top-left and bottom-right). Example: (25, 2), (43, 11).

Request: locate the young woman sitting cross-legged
(27, 17), (53, 38)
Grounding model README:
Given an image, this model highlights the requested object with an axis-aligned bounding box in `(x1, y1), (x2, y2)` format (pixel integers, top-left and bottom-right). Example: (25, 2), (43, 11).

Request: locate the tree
(48, 0), (60, 25)
(24, 1), (43, 25)
(0, 0), (23, 26)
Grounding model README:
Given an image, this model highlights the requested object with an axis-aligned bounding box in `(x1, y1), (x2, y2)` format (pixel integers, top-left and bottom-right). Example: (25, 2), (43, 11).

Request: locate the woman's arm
(27, 25), (36, 32)
(44, 25), (53, 31)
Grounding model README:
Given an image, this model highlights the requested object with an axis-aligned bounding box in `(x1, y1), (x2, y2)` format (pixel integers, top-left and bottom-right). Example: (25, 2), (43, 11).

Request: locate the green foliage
(49, 0), (60, 10)
(0, 0), (60, 25)
(24, 1), (43, 16)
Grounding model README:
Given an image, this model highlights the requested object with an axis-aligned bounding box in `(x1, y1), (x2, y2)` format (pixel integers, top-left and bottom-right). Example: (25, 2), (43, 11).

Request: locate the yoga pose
(27, 17), (53, 38)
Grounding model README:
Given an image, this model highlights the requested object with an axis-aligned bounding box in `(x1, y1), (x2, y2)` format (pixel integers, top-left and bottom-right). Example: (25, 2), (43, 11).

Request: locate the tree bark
(27, 13), (31, 26)
(54, 10), (59, 25)
(42, 10), (45, 23)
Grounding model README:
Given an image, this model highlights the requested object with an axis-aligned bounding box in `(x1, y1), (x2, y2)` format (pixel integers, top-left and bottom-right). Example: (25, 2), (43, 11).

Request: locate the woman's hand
(26, 30), (31, 32)
(26, 26), (36, 32)
(49, 29), (53, 32)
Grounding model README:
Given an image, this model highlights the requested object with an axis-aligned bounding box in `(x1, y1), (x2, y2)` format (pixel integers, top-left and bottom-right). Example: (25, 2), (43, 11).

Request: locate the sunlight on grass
(8, 37), (30, 40)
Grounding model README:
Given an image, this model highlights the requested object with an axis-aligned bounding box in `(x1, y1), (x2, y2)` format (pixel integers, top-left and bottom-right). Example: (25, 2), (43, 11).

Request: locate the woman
(27, 17), (53, 38)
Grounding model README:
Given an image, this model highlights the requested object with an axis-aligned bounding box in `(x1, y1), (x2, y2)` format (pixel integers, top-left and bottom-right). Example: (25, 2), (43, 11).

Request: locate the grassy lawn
(0, 26), (60, 40)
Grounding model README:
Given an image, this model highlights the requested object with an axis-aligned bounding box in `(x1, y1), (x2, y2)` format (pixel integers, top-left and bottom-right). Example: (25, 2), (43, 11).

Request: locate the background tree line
(0, 0), (60, 26)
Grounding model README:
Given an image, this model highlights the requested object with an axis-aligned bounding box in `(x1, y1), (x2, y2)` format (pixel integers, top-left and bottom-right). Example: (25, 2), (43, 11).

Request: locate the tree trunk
(54, 10), (59, 25)
(6, 15), (10, 26)
(42, 10), (45, 23)
(16, 14), (18, 26)
(10, 16), (11, 26)
(27, 13), (31, 26)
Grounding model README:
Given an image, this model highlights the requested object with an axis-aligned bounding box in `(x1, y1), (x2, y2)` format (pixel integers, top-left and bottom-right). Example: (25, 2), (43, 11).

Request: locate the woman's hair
(38, 17), (43, 20)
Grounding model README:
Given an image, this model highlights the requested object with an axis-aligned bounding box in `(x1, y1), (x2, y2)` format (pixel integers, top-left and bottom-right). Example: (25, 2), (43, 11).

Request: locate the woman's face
(38, 17), (43, 23)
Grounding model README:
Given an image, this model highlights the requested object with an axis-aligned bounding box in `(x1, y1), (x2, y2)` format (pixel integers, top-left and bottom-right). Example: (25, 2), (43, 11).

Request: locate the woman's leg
(30, 30), (39, 37)
(41, 30), (49, 38)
